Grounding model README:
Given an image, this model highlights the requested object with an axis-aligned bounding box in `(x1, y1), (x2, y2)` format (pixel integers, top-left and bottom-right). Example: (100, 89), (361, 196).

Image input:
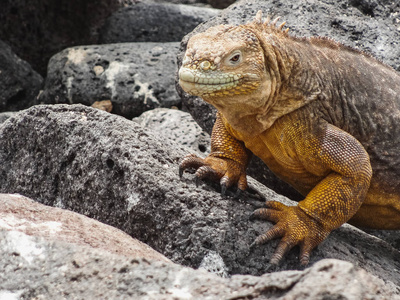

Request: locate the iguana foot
(179, 153), (248, 195)
(250, 201), (329, 266)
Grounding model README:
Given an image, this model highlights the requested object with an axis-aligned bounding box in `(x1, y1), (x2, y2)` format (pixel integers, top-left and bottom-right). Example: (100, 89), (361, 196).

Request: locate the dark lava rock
(0, 40), (43, 112)
(38, 42), (180, 119)
(99, 1), (219, 44)
(0, 0), (123, 76)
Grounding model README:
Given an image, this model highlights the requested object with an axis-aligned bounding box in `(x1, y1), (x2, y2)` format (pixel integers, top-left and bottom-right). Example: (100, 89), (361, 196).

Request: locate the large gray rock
(175, 0), (400, 200)
(38, 42), (181, 119)
(0, 105), (399, 292)
(0, 193), (170, 262)
(99, 2), (219, 44)
(0, 40), (43, 112)
(0, 227), (396, 299)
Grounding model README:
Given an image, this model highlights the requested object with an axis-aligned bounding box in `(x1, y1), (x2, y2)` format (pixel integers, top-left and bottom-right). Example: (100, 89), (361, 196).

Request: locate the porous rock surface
(1, 104), (399, 296)
(38, 42), (180, 119)
(99, 1), (219, 44)
(0, 193), (170, 262)
(0, 225), (394, 299)
(176, 0), (400, 200)
(0, 40), (43, 112)
(133, 108), (210, 155)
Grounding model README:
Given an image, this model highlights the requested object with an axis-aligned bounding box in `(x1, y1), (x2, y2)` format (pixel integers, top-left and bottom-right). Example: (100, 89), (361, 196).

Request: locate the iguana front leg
(179, 112), (252, 194)
(251, 123), (373, 265)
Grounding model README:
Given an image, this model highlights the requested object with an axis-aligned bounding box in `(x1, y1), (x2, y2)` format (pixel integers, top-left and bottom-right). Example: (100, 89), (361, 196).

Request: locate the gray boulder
(0, 40), (43, 112)
(0, 225), (396, 299)
(99, 2), (219, 44)
(0, 104), (399, 292)
(133, 108), (210, 155)
(38, 42), (181, 119)
(0, 193), (170, 262)
(175, 0), (400, 200)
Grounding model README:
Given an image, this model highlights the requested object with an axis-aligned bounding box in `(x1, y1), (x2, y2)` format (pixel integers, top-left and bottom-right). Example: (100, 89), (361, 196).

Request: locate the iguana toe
(251, 201), (328, 265)
(179, 154), (205, 178)
(179, 151), (248, 195)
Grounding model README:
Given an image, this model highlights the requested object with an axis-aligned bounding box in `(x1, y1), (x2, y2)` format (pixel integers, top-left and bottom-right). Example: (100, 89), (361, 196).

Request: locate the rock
(0, 227), (396, 299)
(0, 40), (43, 112)
(99, 2), (219, 44)
(0, 193), (170, 262)
(1, 104), (399, 293)
(38, 42), (181, 119)
(149, 0), (236, 9)
(91, 99), (113, 113)
(0, 0), (124, 75)
(206, 0), (236, 9)
(175, 0), (400, 200)
(0, 111), (17, 124)
(133, 108), (210, 155)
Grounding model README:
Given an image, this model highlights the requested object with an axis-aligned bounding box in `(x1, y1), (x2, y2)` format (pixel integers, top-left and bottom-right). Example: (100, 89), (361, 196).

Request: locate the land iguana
(178, 11), (400, 265)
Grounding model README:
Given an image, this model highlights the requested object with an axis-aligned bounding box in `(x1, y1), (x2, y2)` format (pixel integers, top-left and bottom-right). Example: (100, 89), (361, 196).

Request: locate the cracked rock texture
(0, 104), (399, 297)
(38, 42), (181, 119)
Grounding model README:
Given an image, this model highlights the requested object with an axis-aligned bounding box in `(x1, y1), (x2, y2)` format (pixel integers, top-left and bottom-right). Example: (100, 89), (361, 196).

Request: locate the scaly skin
(178, 11), (400, 265)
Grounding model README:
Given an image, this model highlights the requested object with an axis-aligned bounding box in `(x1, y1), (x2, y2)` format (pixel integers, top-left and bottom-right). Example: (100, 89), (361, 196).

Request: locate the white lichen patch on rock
(66, 76), (74, 104)
(67, 48), (87, 65)
(6, 231), (45, 264)
(0, 290), (24, 300)
(199, 250), (229, 278)
(93, 65), (104, 76)
(104, 61), (128, 98)
(133, 74), (160, 106)
(0, 214), (62, 235)
(126, 192), (141, 212)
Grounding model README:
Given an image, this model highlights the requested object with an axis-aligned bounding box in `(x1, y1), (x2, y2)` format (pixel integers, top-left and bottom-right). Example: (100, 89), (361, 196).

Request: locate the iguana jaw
(179, 66), (260, 98)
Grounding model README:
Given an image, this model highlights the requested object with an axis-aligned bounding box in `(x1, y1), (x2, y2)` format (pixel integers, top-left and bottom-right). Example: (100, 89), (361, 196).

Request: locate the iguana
(178, 11), (400, 265)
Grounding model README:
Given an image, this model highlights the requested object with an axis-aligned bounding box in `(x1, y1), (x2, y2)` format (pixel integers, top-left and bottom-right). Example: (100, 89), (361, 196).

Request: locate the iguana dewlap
(178, 11), (400, 265)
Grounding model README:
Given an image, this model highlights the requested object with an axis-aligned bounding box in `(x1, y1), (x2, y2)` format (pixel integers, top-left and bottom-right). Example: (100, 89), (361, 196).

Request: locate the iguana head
(179, 11), (290, 135)
(179, 24), (265, 100)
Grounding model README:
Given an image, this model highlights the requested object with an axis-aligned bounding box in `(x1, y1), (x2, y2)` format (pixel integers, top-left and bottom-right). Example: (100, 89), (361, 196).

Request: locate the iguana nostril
(200, 60), (211, 70)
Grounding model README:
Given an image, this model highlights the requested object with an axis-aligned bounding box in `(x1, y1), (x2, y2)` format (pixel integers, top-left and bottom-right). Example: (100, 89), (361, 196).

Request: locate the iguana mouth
(179, 66), (248, 97)
(179, 67), (242, 85)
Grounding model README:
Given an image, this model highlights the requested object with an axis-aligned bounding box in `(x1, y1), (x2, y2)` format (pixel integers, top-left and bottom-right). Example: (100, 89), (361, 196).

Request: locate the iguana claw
(179, 153), (248, 195)
(250, 201), (329, 266)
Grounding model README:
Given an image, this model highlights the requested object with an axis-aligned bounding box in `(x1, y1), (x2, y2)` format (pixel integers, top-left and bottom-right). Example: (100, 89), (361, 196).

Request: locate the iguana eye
(230, 54), (240, 62)
(227, 50), (242, 65)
